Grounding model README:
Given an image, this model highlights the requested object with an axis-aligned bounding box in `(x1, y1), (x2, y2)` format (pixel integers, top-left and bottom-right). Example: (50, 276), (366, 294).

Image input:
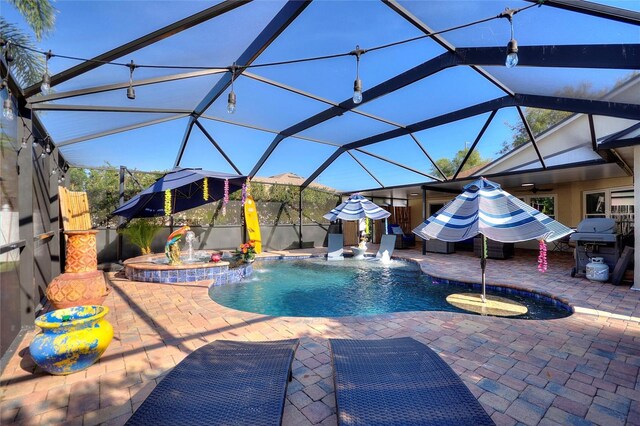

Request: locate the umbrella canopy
(413, 178), (573, 243)
(323, 194), (391, 222)
(113, 168), (246, 219)
(413, 178), (573, 304)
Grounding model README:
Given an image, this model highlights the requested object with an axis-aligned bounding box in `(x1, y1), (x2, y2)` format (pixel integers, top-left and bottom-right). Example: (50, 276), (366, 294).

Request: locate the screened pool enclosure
(0, 0), (638, 357)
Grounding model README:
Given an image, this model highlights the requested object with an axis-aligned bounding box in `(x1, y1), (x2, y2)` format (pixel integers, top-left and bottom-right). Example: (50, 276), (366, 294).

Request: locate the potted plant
(236, 240), (257, 263)
(118, 219), (163, 255)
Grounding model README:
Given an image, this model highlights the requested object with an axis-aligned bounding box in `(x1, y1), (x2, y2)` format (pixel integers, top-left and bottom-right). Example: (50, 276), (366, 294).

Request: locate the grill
(569, 218), (620, 278)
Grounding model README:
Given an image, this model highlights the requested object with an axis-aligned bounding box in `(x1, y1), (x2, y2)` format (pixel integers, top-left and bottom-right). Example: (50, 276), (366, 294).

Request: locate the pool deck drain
(1, 247), (639, 426)
(446, 293), (528, 317)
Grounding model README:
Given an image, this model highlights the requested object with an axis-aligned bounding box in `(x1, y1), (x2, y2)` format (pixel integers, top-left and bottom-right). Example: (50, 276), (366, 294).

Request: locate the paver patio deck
(1, 247), (639, 425)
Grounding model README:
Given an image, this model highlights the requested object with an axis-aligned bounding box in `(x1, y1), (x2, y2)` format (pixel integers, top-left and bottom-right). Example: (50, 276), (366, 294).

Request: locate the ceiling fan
(517, 183), (553, 194)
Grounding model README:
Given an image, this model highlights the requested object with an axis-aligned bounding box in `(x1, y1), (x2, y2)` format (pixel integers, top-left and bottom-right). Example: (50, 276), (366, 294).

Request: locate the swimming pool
(209, 258), (572, 319)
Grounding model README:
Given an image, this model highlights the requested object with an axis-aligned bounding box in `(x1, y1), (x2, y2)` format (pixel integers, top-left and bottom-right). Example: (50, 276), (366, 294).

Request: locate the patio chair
(125, 339), (299, 426)
(388, 224), (416, 249)
(329, 337), (495, 426)
(327, 233), (344, 260)
(473, 236), (514, 259)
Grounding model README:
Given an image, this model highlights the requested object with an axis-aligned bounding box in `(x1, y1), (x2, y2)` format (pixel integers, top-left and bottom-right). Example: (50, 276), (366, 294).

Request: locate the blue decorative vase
(29, 305), (113, 375)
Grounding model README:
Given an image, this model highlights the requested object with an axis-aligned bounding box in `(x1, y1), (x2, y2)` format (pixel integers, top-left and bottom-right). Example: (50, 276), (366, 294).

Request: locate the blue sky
(2, 0), (637, 191)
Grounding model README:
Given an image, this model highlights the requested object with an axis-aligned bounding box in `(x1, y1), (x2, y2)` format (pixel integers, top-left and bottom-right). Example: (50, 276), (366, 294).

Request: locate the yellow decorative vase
(29, 305), (113, 375)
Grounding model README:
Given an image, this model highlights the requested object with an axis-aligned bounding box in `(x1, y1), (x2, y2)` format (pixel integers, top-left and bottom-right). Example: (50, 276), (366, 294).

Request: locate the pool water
(209, 258), (572, 319)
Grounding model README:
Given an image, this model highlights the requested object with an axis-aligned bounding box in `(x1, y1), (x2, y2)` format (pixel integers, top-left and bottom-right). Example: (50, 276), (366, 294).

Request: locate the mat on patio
(126, 339), (299, 426)
(329, 337), (495, 426)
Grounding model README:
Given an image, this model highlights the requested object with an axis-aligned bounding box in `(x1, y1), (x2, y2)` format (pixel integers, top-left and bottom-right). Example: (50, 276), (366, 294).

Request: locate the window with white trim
(584, 187), (634, 236)
(518, 195), (557, 219)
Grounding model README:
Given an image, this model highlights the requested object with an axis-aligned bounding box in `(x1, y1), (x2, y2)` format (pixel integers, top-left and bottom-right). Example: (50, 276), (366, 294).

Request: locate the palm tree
(0, 0), (56, 87)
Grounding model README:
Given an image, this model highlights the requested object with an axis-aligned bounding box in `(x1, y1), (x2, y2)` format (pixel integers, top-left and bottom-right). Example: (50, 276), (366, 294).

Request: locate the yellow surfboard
(244, 195), (262, 253)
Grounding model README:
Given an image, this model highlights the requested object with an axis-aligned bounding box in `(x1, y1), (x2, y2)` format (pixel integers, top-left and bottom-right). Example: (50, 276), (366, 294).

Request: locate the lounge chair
(327, 233), (344, 260)
(126, 339), (299, 426)
(388, 224), (416, 249)
(329, 337), (495, 426)
(375, 234), (396, 260)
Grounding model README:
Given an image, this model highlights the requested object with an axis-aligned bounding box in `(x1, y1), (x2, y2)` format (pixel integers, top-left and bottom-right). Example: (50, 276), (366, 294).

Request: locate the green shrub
(118, 219), (163, 255)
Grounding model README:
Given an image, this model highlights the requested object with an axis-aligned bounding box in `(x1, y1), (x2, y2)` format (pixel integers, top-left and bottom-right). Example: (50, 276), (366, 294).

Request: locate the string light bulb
(41, 50), (52, 94)
(2, 98), (14, 120)
(227, 91), (236, 114)
(45, 142), (51, 154)
(502, 9), (519, 68)
(21, 137), (27, 149)
(506, 39), (518, 68)
(1, 81), (14, 121)
(3, 40), (13, 63)
(353, 79), (362, 104)
(127, 60), (136, 100)
(352, 45), (364, 104)
(227, 64), (236, 114)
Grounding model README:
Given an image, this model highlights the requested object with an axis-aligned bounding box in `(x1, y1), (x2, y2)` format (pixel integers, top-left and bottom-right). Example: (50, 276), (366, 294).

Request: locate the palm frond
(6, 0), (56, 41)
(0, 18), (45, 87)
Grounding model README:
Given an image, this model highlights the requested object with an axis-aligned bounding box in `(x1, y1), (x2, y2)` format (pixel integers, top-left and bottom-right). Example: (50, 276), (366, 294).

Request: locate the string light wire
(5, 3), (537, 76)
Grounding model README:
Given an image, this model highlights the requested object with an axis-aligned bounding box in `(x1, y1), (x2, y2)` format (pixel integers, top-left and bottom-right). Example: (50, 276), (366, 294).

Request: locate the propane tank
(586, 257), (609, 282)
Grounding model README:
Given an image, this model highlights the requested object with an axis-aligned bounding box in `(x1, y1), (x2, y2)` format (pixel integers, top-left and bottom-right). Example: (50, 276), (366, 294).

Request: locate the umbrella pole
(481, 234), (487, 303)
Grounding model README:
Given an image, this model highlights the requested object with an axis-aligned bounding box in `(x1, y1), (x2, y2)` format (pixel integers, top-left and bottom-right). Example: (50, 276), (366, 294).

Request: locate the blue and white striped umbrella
(413, 178), (573, 304)
(324, 194), (391, 222)
(413, 178), (573, 243)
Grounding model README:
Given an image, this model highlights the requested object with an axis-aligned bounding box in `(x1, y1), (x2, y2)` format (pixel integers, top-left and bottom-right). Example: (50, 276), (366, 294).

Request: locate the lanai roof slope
(475, 74), (640, 177)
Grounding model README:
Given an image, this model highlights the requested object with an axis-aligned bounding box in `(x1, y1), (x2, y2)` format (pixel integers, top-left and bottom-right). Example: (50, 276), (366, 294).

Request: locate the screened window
(611, 189), (634, 236)
(584, 188), (634, 235)
(519, 195), (557, 219)
(585, 191), (607, 218)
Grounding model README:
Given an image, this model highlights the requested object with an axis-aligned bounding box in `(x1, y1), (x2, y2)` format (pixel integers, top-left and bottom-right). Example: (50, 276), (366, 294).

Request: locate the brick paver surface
(1, 247), (639, 425)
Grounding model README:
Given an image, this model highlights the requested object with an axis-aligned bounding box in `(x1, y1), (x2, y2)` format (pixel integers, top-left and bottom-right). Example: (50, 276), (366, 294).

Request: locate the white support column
(633, 146), (640, 290)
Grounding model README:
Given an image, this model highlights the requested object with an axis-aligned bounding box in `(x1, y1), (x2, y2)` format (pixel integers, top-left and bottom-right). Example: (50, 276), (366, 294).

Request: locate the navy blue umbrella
(112, 168), (246, 219)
